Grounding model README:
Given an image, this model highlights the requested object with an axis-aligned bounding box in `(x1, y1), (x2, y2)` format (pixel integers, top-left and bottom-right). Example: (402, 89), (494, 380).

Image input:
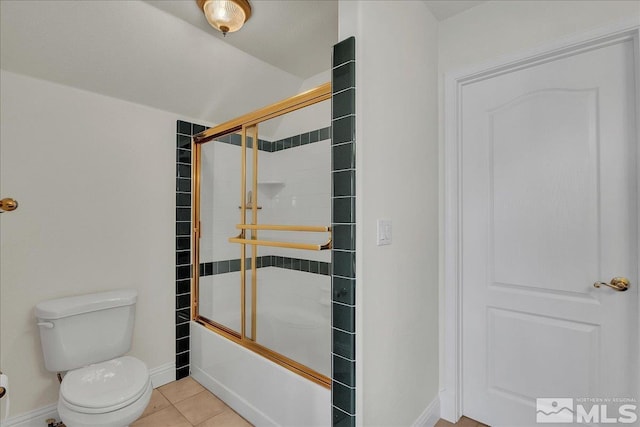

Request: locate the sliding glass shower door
(193, 84), (332, 385)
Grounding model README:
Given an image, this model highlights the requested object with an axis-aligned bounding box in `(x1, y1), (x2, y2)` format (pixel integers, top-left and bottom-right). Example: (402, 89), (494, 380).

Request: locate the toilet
(35, 289), (152, 427)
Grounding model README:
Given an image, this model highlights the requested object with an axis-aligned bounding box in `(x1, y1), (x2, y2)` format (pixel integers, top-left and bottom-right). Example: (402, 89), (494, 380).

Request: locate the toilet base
(58, 380), (152, 427)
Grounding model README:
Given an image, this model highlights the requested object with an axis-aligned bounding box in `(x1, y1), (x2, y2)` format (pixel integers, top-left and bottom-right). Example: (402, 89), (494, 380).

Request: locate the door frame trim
(441, 20), (640, 422)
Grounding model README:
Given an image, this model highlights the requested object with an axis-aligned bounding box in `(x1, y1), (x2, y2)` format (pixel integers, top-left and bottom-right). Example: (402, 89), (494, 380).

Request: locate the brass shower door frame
(191, 82), (332, 387)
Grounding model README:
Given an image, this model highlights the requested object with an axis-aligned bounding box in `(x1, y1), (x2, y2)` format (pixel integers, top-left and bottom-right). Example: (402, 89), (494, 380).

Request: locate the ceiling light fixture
(196, 0), (252, 36)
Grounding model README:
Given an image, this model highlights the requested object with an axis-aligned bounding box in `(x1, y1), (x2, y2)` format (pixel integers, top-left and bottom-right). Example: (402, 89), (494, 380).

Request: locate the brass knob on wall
(0, 370), (5, 399)
(0, 198), (18, 213)
(593, 277), (630, 292)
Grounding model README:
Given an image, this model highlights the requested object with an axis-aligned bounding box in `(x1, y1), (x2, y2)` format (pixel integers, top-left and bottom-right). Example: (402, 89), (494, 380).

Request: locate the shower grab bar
(236, 224), (331, 232)
(228, 236), (332, 251)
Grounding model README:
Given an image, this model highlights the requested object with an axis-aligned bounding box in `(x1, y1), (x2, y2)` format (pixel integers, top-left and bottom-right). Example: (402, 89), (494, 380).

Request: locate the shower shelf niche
(257, 181), (285, 199)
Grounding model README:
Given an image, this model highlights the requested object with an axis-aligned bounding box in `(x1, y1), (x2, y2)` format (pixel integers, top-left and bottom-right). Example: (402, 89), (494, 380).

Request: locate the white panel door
(461, 39), (638, 426)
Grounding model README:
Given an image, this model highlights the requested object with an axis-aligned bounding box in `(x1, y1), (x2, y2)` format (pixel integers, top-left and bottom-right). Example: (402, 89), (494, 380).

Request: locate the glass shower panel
(253, 100), (331, 377)
(198, 131), (244, 335)
(193, 83), (333, 385)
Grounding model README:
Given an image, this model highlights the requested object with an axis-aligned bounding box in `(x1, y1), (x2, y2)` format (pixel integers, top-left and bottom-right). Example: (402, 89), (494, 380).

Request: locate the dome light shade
(197, 0), (252, 36)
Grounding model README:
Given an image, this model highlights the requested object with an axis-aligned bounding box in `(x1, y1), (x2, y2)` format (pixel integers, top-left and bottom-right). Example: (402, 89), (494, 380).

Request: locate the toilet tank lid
(35, 290), (137, 320)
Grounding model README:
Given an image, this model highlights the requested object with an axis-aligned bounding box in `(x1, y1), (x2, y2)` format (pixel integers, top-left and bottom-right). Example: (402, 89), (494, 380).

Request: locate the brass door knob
(593, 277), (630, 292)
(0, 198), (18, 212)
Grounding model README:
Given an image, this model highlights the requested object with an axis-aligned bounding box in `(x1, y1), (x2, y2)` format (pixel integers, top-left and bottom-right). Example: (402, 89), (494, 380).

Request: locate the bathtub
(191, 267), (331, 426)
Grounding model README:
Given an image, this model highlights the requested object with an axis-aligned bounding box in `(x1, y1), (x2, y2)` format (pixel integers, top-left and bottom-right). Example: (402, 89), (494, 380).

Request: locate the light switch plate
(377, 219), (392, 246)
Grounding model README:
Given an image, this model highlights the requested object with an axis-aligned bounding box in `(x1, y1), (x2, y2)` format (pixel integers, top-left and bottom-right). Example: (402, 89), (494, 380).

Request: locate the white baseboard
(1, 403), (58, 427)
(149, 362), (175, 388)
(412, 396), (441, 427)
(438, 388), (457, 423)
(0, 362), (176, 427)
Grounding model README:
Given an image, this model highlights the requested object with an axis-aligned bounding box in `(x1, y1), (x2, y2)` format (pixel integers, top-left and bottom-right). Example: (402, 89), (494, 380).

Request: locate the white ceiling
(423, 1), (485, 21)
(144, 0), (482, 78)
(0, 0), (484, 124)
(144, 0), (338, 79)
(0, 0), (305, 124)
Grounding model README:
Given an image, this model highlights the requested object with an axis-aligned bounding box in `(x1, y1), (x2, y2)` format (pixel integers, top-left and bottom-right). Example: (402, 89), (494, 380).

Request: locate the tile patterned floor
(132, 377), (253, 427)
(134, 377), (486, 427)
(436, 416), (490, 427)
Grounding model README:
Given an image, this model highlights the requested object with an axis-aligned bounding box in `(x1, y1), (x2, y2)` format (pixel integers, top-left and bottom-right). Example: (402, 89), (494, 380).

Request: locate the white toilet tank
(35, 289), (137, 372)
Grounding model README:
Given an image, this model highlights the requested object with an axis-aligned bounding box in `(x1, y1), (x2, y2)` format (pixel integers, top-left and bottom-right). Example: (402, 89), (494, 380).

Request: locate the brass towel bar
(236, 224), (331, 232)
(230, 224), (332, 250)
(228, 236), (332, 251)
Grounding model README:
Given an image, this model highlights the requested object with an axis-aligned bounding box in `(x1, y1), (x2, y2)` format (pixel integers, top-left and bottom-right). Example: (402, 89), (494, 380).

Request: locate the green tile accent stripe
(190, 126), (332, 153)
(198, 256), (331, 277)
(331, 36), (356, 427)
(181, 126), (274, 152)
(211, 133), (273, 152)
(271, 126), (331, 152)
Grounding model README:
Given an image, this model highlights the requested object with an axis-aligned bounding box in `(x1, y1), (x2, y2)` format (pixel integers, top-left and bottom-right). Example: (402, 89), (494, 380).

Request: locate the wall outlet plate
(377, 219), (392, 246)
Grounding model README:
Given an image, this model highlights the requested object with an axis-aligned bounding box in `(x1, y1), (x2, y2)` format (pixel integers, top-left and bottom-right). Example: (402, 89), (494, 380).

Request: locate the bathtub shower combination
(190, 84), (333, 425)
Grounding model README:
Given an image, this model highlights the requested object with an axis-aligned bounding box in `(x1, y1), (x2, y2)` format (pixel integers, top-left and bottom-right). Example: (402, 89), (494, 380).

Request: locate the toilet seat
(60, 356), (149, 414)
(57, 381), (152, 427)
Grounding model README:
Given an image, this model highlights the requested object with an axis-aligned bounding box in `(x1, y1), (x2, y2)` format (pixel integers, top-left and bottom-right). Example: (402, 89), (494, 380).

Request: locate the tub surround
(175, 120), (334, 382)
(176, 37), (357, 425)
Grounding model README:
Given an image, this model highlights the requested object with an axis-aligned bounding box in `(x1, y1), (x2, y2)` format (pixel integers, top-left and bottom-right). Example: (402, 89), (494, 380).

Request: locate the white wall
(0, 0), (313, 418)
(299, 70), (331, 92)
(438, 0), (640, 74)
(0, 70), (190, 418)
(338, 1), (440, 425)
(437, 1), (640, 417)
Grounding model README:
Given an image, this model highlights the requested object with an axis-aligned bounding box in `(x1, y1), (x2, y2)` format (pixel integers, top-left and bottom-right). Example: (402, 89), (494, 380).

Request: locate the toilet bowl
(35, 290), (152, 427)
(57, 356), (152, 427)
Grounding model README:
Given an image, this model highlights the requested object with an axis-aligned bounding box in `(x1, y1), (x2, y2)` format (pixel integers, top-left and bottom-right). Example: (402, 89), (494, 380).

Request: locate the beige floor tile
(435, 419), (456, 427)
(458, 416), (486, 427)
(174, 390), (228, 425)
(139, 389), (171, 419)
(131, 406), (191, 427)
(158, 376), (205, 404)
(196, 408), (253, 427)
